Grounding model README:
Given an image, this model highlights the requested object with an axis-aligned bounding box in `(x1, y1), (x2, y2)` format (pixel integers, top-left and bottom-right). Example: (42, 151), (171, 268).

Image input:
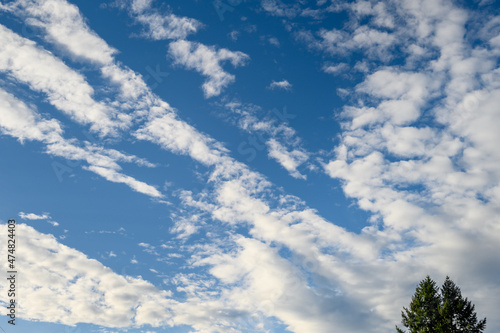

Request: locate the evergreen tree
(439, 276), (487, 333)
(396, 276), (441, 333)
(396, 276), (486, 333)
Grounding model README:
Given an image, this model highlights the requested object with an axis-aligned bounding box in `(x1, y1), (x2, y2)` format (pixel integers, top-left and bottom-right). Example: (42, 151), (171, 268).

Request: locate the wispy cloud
(268, 36), (280, 47)
(19, 212), (50, 220)
(223, 101), (310, 178)
(295, 25), (396, 61)
(322, 62), (348, 75)
(0, 88), (161, 198)
(85, 165), (162, 198)
(268, 79), (292, 91)
(168, 40), (249, 98)
(170, 214), (202, 240)
(267, 139), (308, 179)
(128, 0), (202, 40)
(261, 0), (301, 18)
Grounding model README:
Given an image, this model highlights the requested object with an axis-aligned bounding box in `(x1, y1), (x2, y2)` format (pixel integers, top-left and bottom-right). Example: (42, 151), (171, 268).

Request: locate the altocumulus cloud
(0, 0), (499, 332)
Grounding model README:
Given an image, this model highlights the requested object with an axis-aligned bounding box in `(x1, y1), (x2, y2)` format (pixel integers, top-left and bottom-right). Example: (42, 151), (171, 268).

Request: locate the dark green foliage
(438, 277), (487, 333)
(396, 276), (486, 333)
(397, 276), (441, 333)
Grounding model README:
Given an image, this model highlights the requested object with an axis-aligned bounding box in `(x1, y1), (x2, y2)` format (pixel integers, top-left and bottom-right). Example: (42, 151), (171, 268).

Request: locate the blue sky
(0, 0), (499, 332)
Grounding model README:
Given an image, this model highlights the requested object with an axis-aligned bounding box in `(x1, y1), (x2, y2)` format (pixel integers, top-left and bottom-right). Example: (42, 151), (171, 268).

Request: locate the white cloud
(134, 110), (225, 166)
(0, 88), (161, 198)
(1, 0), (117, 64)
(19, 212), (50, 220)
(4, 3), (228, 180)
(168, 40), (249, 98)
(1, 0), (233, 183)
(1, 0), (174, 119)
(267, 139), (308, 179)
(1, 224), (300, 332)
(322, 63), (348, 75)
(0, 223), (176, 328)
(0, 24), (128, 136)
(296, 27), (396, 61)
(135, 13), (200, 40)
(352, 1), (395, 29)
(268, 79), (292, 91)
(128, 0), (152, 13)
(194, 236), (378, 333)
(0, 5), (164, 201)
(294, 1), (404, 61)
(129, 0), (202, 40)
(224, 102), (310, 179)
(1, 0), (228, 171)
(268, 36), (280, 47)
(228, 30), (239, 41)
(174, 175), (388, 331)
(343, 69), (432, 128)
(100, 63), (151, 102)
(85, 165), (162, 198)
(0, 87), (63, 143)
(170, 214), (202, 240)
(261, 0), (300, 18)
(138, 242), (159, 256)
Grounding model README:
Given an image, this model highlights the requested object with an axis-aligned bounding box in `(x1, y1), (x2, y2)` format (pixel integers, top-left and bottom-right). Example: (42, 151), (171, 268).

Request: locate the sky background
(0, 0), (499, 332)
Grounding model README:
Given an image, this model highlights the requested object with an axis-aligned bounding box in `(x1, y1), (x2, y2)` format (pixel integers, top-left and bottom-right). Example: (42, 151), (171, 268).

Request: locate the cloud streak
(1, 0), (117, 64)
(0, 24), (128, 136)
(0, 88), (161, 197)
(224, 101), (310, 179)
